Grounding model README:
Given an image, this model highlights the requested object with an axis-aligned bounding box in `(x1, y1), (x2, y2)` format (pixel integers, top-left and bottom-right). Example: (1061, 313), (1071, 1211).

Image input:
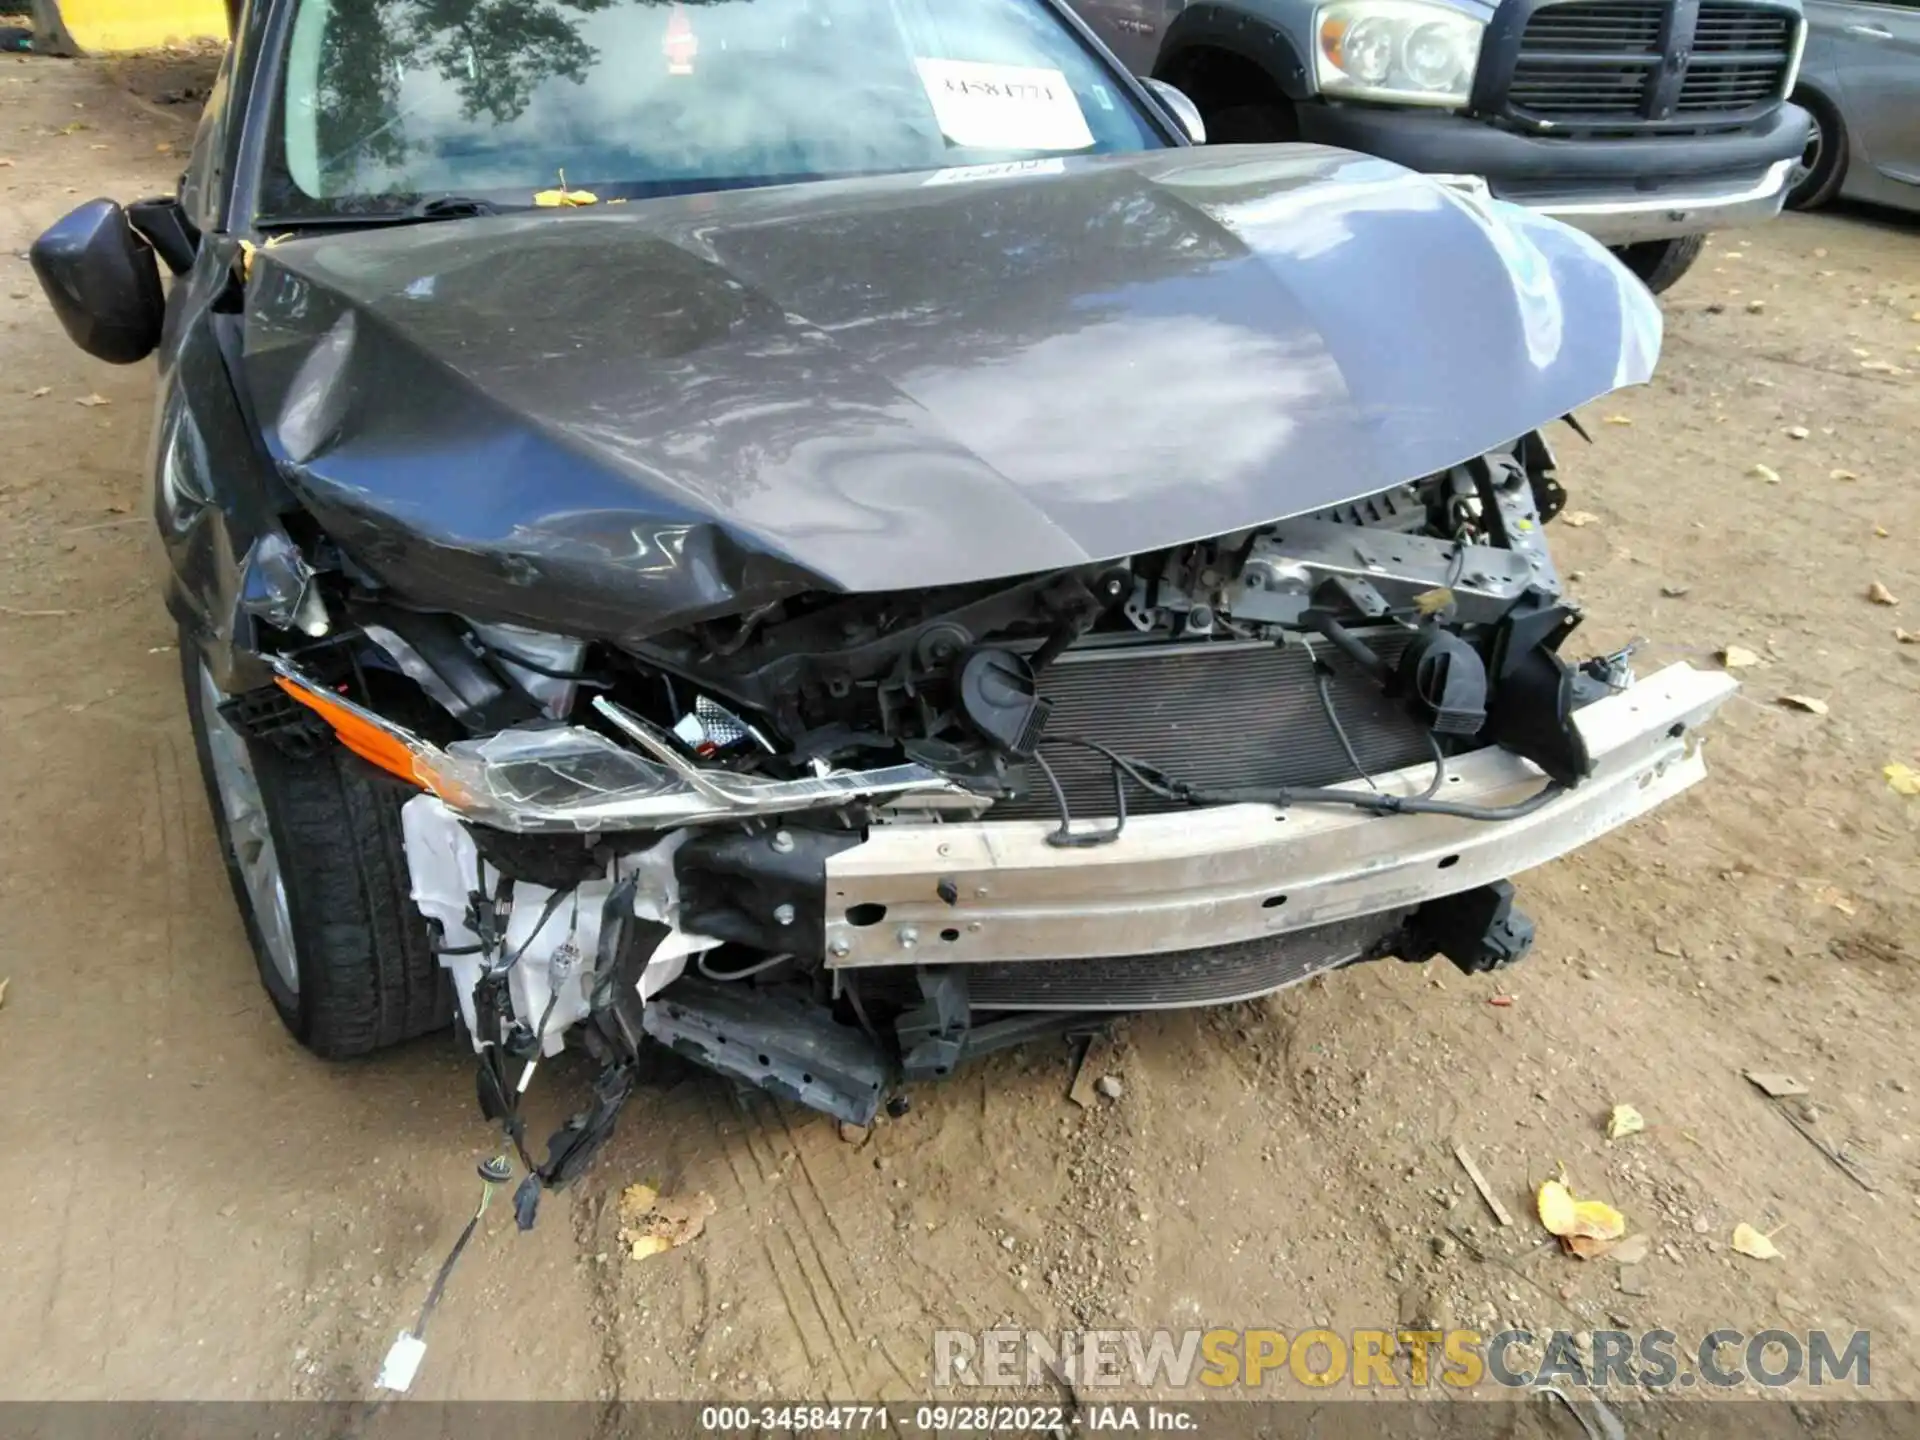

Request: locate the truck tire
(1785, 88), (1846, 211)
(1612, 235), (1705, 296)
(182, 634), (449, 1057)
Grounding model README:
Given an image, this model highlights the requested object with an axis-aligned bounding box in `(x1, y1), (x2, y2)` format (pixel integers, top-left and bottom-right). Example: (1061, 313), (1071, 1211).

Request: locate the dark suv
(1073, 0), (1813, 292)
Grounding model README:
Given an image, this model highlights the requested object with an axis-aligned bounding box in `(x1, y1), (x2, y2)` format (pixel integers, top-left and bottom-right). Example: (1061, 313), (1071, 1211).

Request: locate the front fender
(1157, 1), (1316, 102)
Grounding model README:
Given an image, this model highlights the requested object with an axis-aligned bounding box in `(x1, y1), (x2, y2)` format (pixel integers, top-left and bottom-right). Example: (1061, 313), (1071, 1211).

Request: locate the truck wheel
(1612, 235), (1705, 296)
(182, 635), (449, 1057)
(1785, 89), (1846, 211)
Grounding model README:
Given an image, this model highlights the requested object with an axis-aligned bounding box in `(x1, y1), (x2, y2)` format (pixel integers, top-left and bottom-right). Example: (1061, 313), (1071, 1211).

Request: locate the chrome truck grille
(1493, 0), (1797, 128)
(993, 636), (1433, 822)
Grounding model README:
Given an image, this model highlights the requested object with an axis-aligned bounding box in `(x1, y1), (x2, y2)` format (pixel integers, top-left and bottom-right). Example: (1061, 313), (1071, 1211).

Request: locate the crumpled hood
(243, 146), (1659, 642)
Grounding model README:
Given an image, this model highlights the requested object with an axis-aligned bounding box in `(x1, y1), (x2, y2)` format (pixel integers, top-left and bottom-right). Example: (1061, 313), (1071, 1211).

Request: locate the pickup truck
(1071, 0), (1814, 292)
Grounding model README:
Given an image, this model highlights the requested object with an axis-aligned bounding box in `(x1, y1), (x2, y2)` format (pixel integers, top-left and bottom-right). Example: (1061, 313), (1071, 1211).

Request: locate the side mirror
(1142, 78), (1207, 145)
(30, 199), (166, 365)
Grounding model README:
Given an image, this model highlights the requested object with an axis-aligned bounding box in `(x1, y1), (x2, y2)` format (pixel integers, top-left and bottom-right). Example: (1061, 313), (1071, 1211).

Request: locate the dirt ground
(2, 47), (1917, 1411)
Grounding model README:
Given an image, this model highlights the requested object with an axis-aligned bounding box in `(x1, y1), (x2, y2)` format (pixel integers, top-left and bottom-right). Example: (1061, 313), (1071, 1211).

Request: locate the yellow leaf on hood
(535, 170), (598, 207)
(1606, 1103), (1646, 1140)
(1537, 1179), (1627, 1241)
(1732, 1223), (1781, 1260)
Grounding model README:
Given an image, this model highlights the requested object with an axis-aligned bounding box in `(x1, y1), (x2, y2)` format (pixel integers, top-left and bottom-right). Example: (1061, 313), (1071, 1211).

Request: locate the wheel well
(1157, 44), (1298, 136)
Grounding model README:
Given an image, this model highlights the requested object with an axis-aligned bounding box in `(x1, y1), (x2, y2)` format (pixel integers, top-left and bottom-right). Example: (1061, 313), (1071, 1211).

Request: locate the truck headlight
(1315, 0), (1483, 107)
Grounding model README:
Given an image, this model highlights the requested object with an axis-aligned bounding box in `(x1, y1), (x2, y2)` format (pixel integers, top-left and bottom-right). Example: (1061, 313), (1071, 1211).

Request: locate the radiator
(996, 635), (1433, 821)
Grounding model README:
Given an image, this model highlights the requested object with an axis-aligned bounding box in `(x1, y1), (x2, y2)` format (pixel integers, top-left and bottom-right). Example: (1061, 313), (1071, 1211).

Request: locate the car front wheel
(1785, 89), (1847, 211)
(182, 633), (448, 1057)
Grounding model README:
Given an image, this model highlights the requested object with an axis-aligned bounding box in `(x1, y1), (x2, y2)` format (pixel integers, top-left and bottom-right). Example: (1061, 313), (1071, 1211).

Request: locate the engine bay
(247, 429), (1615, 831)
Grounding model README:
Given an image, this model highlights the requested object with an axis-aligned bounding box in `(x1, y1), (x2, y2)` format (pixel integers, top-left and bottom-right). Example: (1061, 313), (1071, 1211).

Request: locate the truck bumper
(823, 663), (1737, 969)
(1297, 103), (1811, 246)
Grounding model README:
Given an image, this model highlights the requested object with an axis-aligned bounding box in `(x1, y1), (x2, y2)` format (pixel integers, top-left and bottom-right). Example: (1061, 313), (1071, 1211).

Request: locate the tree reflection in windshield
(313, 0), (623, 182)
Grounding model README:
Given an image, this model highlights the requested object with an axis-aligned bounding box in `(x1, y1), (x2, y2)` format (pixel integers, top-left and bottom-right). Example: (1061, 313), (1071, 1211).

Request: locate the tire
(1612, 234), (1706, 296)
(1785, 88), (1847, 211)
(182, 634), (449, 1057)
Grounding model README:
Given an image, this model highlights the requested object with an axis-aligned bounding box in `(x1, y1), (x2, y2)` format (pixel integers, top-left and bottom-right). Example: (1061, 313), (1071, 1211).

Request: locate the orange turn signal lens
(1319, 16), (1348, 67)
(275, 677), (425, 788)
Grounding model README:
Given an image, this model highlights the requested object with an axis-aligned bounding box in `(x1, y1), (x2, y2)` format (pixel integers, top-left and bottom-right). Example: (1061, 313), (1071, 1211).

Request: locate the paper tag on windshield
(915, 60), (1095, 152)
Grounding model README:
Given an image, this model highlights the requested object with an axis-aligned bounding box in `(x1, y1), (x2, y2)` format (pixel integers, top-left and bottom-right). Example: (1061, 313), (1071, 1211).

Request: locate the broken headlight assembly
(270, 662), (960, 833)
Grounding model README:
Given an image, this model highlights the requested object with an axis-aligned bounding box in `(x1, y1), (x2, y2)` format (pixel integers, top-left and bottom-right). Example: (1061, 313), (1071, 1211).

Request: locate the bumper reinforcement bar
(823, 662), (1736, 968)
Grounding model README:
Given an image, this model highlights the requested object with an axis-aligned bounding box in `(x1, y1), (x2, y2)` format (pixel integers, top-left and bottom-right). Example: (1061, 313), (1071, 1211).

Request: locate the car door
(1071, 0), (1173, 74)
(1828, 0), (1920, 183)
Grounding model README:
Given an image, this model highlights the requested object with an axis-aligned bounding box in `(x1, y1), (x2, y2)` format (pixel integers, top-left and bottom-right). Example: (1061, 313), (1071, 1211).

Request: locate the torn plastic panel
(401, 797), (718, 1057)
(272, 660), (963, 834)
(240, 147), (1660, 646)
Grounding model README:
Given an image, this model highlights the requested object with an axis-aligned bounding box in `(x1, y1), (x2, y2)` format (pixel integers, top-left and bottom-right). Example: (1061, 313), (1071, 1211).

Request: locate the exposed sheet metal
(823, 663), (1734, 967)
(242, 145), (1661, 643)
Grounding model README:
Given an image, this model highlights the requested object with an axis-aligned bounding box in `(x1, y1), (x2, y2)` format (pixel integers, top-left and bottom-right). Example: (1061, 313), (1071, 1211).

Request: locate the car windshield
(266, 0), (1166, 216)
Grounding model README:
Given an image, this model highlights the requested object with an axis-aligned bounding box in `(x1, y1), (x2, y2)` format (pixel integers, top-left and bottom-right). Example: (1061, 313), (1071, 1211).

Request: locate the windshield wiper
(252, 195), (520, 231)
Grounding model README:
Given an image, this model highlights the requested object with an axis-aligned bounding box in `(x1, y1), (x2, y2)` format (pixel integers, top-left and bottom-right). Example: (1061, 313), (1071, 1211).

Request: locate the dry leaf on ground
(1778, 695), (1829, 716)
(616, 1182), (715, 1261)
(1538, 1179), (1627, 1243)
(75, 394), (110, 408)
(1867, 581), (1899, 606)
(1749, 463), (1780, 484)
(1718, 645), (1760, 669)
(1885, 763), (1920, 797)
(1784, 425), (1810, 440)
(1830, 468), (1859, 481)
(1562, 511), (1599, 527)
(1604, 415), (1634, 426)
(1732, 1223), (1782, 1260)
(1606, 1103), (1646, 1140)
(1896, 629), (1918, 645)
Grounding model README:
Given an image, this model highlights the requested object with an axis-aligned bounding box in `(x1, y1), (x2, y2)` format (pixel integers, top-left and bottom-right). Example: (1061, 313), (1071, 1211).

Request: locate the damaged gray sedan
(34, 0), (1732, 1208)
